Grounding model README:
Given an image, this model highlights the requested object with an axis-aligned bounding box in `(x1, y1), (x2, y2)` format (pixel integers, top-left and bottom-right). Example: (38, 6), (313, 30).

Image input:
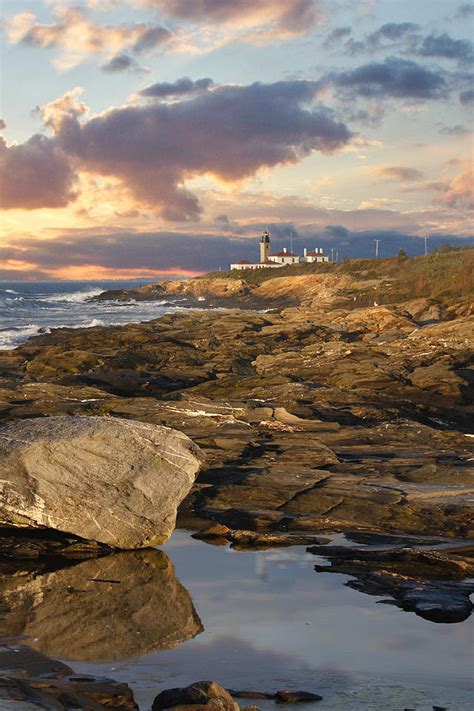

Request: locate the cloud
(371, 165), (424, 182)
(4, 6), (172, 70)
(39, 81), (351, 220)
(329, 22), (420, 57)
(438, 165), (474, 210)
(454, 3), (474, 19)
(401, 181), (445, 194)
(4, 1), (323, 61)
(321, 58), (448, 100)
(115, 208), (141, 218)
(439, 124), (470, 135)
(214, 214), (231, 225)
(419, 33), (473, 65)
(326, 23), (471, 72)
(101, 53), (147, 73)
(137, 0), (320, 36)
(40, 87), (89, 132)
(139, 77), (215, 99)
(459, 88), (474, 103)
(323, 26), (351, 49)
(366, 22), (419, 49)
(0, 134), (77, 210)
(3, 227), (473, 280)
(131, 25), (171, 53)
(0, 231), (249, 274)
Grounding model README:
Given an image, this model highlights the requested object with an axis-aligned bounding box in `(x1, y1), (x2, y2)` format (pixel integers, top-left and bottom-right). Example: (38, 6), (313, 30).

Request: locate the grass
(202, 247), (474, 305)
(340, 249), (474, 305)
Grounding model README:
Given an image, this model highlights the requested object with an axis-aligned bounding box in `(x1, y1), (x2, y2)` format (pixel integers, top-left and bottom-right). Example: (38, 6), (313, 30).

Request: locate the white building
(230, 259), (283, 271)
(230, 231), (330, 270)
(267, 247), (300, 265)
(303, 247), (329, 263)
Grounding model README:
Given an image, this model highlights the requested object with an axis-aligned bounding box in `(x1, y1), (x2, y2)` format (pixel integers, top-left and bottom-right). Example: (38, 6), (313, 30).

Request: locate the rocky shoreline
(0, 253), (473, 706)
(1, 295), (472, 540)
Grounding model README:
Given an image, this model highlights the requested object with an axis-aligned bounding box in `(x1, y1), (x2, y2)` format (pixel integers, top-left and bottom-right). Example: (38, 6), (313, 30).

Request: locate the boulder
(0, 416), (203, 548)
(153, 681), (239, 711)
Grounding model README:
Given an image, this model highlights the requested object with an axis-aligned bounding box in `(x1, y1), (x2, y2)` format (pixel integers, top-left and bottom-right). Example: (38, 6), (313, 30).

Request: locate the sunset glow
(1, 0), (473, 279)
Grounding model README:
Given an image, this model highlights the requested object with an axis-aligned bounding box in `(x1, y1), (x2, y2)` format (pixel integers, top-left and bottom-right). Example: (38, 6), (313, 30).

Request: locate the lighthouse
(260, 230), (271, 263)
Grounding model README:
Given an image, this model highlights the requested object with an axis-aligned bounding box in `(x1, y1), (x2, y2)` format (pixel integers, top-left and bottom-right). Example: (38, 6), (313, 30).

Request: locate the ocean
(0, 278), (190, 350)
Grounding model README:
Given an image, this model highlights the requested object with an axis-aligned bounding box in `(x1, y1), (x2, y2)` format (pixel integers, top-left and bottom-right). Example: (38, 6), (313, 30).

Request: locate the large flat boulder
(0, 416), (203, 548)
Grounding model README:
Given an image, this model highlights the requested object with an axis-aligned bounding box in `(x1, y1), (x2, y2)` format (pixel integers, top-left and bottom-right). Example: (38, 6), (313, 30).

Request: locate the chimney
(303, 248), (307, 257)
(283, 247), (287, 253)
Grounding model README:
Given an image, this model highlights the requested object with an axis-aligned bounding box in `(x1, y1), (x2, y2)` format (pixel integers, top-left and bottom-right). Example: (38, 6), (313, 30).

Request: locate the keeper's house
(230, 231), (330, 270)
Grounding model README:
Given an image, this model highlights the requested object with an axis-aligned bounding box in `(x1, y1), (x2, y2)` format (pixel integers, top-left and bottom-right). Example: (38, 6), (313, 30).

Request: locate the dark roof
(307, 250), (326, 257)
(237, 259), (251, 264)
(271, 250), (298, 257)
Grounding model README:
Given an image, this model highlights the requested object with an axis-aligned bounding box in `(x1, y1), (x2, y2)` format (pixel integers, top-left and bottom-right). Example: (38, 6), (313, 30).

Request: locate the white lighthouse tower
(260, 230), (271, 263)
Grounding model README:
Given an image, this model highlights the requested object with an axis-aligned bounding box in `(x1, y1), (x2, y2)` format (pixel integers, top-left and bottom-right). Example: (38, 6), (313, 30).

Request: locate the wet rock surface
(0, 644), (138, 709)
(0, 527), (112, 569)
(307, 543), (474, 623)
(192, 524), (328, 549)
(152, 682), (323, 711)
(0, 415), (203, 548)
(230, 689), (323, 704)
(152, 681), (240, 711)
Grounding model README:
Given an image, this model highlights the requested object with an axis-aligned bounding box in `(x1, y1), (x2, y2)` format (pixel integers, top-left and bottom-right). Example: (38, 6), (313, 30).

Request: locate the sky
(0, 0), (473, 279)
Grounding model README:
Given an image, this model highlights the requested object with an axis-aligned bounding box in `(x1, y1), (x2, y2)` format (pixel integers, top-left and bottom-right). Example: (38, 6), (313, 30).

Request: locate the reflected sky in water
(68, 531), (473, 710)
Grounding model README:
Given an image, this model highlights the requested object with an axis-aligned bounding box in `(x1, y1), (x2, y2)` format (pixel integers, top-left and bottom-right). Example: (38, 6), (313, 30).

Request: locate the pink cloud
(36, 81), (351, 220)
(438, 164), (474, 210)
(5, 6), (171, 70)
(138, 0), (320, 38)
(0, 133), (77, 210)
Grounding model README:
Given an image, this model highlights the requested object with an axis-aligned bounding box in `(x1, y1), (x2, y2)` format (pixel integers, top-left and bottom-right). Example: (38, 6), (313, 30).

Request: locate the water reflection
(0, 549), (202, 662)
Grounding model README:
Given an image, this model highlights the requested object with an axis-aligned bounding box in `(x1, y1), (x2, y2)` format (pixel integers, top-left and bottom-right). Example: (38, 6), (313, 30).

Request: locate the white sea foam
(0, 324), (44, 349)
(41, 288), (103, 303)
(39, 318), (106, 331)
(0, 280), (200, 350)
(0, 318), (109, 350)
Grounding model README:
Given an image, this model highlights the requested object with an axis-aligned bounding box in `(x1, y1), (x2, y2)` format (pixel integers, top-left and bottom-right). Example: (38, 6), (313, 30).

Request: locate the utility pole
(290, 232), (293, 254)
(335, 251), (339, 263)
(424, 235), (429, 256)
(375, 239), (380, 259)
(330, 247), (334, 261)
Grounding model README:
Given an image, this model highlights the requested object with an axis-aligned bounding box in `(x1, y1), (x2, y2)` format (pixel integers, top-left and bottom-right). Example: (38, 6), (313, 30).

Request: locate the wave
(0, 324), (44, 350)
(0, 318), (107, 350)
(0, 296), (25, 306)
(46, 318), (106, 330)
(40, 288), (104, 304)
(79, 318), (105, 328)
